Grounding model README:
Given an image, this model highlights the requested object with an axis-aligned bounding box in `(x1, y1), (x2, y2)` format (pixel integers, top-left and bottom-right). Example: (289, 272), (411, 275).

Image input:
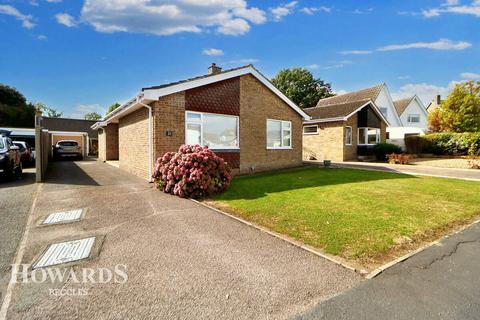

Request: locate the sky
(0, 0), (479, 118)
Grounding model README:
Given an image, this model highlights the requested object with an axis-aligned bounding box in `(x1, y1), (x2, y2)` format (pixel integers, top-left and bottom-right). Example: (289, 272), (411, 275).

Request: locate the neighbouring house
(426, 94), (443, 113)
(0, 117), (98, 157)
(92, 64), (310, 180)
(390, 95), (429, 146)
(306, 84), (428, 153)
(302, 99), (389, 161)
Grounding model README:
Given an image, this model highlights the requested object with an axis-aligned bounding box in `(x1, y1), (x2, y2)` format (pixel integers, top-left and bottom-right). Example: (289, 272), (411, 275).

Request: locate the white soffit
(33, 237), (96, 269)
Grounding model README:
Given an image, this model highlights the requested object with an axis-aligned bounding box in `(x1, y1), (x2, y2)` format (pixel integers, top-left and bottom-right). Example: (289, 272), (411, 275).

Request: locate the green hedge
(405, 132), (480, 156)
(373, 143), (402, 161)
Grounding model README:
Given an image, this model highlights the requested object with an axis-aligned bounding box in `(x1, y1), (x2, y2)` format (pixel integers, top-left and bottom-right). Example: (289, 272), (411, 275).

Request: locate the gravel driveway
(5, 160), (361, 320)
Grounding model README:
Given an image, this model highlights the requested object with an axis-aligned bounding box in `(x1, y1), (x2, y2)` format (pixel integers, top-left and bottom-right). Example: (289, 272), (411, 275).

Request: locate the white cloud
(334, 89), (348, 95)
(300, 6), (331, 15)
(343, 39), (472, 55)
(442, 0), (460, 6)
(70, 104), (106, 119)
(270, 1), (298, 21)
(47, 0), (63, 2)
(391, 82), (456, 105)
(378, 39), (472, 51)
(227, 58), (259, 64)
(202, 48), (224, 56)
(217, 18), (250, 35)
(423, 1), (480, 18)
(37, 34), (47, 40)
(311, 60), (353, 70)
(55, 13), (78, 27)
(461, 72), (480, 79)
(397, 75), (411, 80)
(353, 8), (374, 14)
(80, 0), (266, 36)
(340, 50), (373, 55)
(0, 5), (35, 29)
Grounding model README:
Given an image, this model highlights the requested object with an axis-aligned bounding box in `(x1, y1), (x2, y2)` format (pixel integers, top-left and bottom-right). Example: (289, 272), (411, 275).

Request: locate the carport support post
(35, 111), (43, 182)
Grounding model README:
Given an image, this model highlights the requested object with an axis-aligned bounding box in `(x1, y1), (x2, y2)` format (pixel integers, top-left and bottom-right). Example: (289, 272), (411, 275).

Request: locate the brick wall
(303, 121), (345, 161)
(152, 92), (186, 161)
(98, 129), (106, 161)
(98, 124), (119, 161)
(119, 108), (150, 179)
(239, 74), (303, 173)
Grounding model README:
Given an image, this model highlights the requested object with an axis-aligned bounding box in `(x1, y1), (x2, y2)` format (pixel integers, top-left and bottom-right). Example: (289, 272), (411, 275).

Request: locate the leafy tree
(429, 81), (480, 132)
(106, 102), (120, 115)
(36, 103), (63, 118)
(271, 68), (334, 109)
(0, 84), (35, 127)
(84, 112), (102, 121)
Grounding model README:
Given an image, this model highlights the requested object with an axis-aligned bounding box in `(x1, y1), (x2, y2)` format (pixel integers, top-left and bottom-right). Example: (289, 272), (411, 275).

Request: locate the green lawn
(213, 167), (480, 265)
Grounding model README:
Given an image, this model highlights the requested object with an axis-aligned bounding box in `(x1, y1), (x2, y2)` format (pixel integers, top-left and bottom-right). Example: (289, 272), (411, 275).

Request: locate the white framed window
(303, 125), (318, 135)
(358, 127), (380, 145)
(185, 111), (239, 149)
(379, 107), (388, 118)
(267, 119), (292, 149)
(345, 126), (352, 145)
(407, 114), (420, 123)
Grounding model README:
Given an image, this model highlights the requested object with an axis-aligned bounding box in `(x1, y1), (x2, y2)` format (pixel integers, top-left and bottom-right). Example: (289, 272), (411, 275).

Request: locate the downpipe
(137, 99), (153, 183)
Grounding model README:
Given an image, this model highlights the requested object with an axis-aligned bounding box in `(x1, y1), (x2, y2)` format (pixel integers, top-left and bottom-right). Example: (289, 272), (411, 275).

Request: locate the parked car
(13, 141), (34, 166)
(0, 131), (22, 180)
(53, 140), (83, 159)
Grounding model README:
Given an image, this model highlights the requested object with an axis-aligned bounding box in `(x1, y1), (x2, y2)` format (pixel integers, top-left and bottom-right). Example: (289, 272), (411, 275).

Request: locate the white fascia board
(50, 131), (88, 136)
(413, 95), (429, 117)
(303, 117), (345, 124)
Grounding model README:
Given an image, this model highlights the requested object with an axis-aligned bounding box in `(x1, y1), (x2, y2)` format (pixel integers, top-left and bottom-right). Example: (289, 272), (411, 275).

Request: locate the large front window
(185, 111), (239, 149)
(358, 127), (380, 145)
(267, 120), (292, 149)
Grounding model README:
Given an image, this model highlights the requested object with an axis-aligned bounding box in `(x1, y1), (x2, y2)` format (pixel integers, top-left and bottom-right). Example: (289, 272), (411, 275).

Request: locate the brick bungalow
(302, 98), (389, 162)
(92, 64), (310, 180)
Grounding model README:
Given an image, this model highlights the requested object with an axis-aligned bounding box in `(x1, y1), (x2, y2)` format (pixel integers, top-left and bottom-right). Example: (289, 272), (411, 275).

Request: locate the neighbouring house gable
(397, 96), (428, 129)
(373, 86), (402, 127)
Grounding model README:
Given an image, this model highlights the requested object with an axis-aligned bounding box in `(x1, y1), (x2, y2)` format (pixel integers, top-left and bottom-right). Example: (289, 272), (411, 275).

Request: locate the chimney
(436, 95), (441, 104)
(208, 63), (222, 75)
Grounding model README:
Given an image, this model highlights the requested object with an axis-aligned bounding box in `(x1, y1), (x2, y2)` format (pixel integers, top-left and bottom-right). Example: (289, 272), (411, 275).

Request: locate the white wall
(374, 87), (402, 127)
(399, 98), (428, 130)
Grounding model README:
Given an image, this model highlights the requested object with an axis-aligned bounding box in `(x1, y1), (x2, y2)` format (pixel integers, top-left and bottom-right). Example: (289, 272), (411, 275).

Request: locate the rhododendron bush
(152, 145), (232, 198)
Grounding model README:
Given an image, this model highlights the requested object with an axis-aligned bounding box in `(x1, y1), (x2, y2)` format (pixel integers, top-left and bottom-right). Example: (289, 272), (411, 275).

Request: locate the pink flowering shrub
(152, 145), (233, 198)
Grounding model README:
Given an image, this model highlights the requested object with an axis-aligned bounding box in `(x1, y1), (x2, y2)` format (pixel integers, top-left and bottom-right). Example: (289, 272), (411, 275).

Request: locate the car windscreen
(58, 141), (78, 146)
(13, 143), (26, 151)
(0, 139), (5, 150)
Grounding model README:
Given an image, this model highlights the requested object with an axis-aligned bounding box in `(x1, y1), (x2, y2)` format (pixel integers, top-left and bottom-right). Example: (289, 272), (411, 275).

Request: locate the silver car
(54, 140), (83, 159)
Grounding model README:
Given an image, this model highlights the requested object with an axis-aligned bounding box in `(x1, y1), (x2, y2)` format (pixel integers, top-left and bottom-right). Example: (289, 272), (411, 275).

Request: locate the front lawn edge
(190, 199), (364, 275)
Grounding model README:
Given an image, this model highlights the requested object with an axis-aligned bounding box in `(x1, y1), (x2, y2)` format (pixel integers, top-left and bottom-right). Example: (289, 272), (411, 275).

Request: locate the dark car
(13, 141), (34, 166)
(0, 131), (22, 180)
(53, 140), (83, 159)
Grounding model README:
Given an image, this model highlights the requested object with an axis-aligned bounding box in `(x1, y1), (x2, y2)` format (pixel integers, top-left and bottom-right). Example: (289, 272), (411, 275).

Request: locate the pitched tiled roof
(316, 84), (384, 107)
(393, 96), (414, 116)
(304, 99), (372, 120)
(141, 64), (252, 91)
